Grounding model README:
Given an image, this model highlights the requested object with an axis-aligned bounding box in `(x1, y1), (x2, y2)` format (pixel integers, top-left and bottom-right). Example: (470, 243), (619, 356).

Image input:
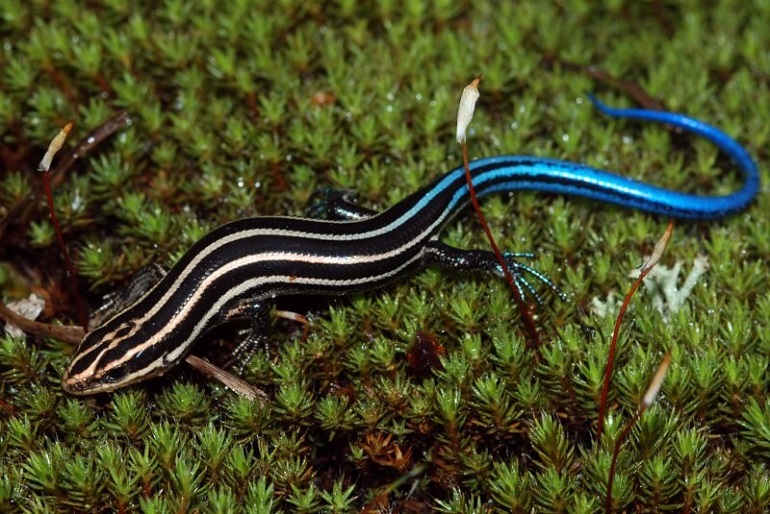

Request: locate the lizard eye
(100, 366), (126, 384)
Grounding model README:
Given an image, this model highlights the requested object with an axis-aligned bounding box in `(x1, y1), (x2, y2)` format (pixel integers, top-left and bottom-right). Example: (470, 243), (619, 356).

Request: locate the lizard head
(61, 313), (172, 395)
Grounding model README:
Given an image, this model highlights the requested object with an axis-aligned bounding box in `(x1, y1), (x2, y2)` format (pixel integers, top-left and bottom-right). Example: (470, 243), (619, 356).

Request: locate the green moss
(1, 0), (769, 511)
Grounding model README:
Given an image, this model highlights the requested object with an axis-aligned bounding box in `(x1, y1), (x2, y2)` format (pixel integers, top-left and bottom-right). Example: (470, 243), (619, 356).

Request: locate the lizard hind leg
(421, 241), (565, 305)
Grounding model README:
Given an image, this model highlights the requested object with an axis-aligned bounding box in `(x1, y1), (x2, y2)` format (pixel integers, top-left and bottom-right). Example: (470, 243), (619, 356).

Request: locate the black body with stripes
(62, 166), (481, 393)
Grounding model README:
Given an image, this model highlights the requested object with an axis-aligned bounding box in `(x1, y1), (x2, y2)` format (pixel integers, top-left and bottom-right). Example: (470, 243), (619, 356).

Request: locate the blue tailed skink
(61, 97), (760, 395)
